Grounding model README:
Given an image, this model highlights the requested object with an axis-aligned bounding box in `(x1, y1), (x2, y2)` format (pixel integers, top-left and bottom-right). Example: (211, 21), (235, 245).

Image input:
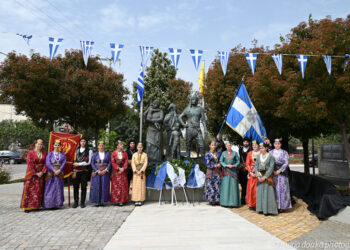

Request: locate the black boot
(72, 202), (79, 208)
(80, 202), (86, 208)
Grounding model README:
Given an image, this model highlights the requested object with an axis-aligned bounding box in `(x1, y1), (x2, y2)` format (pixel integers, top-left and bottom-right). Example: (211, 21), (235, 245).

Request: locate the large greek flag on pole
(49, 37), (63, 60)
(225, 83), (266, 143)
(136, 62), (144, 106)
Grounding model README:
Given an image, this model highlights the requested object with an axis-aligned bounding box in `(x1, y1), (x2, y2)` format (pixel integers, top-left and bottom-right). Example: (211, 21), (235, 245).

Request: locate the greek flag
(218, 51), (230, 75)
(17, 33), (32, 46)
(344, 54), (349, 71)
(189, 49), (203, 70)
(246, 53), (258, 75)
(48, 37), (63, 60)
(140, 46), (154, 66)
(297, 54), (308, 78)
(80, 41), (94, 66)
(110, 43), (124, 67)
(136, 62), (144, 106)
(169, 48), (182, 68)
(225, 82), (266, 143)
(271, 54), (283, 75)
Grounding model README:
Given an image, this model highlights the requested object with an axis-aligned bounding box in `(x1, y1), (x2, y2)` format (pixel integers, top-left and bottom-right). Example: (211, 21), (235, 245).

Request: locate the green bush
(0, 169), (10, 184)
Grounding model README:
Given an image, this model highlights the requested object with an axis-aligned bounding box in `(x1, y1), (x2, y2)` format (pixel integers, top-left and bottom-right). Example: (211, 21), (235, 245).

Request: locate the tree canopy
(0, 50), (129, 141)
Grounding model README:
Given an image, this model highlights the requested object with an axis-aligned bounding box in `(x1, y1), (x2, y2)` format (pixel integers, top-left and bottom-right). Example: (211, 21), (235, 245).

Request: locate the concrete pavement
(104, 203), (295, 250)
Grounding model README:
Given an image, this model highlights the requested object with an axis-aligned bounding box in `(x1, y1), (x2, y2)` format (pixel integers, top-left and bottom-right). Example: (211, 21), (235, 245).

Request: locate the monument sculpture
(144, 100), (164, 165)
(164, 103), (186, 159)
(179, 95), (207, 162)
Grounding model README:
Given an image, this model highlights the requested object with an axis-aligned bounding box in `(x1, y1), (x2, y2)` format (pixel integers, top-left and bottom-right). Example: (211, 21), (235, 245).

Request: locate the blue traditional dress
(270, 149), (292, 210)
(219, 150), (240, 207)
(43, 151), (66, 209)
(203, 151), (222, 202)
(89, 151), (111, 205)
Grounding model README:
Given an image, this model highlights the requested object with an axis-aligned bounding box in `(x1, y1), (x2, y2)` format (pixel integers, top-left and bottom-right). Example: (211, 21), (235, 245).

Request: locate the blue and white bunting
(110, 43), (124, 67)
(271, 54), (283, 75)
(168, 48), (182, 68)
(48, 37), (63, 60)
(140, 46), (154, 67)
(80, 41), (94, 67)
(245, 53), (258, 75)
(296, 54), (308, 78)
(136, 62), (144, 106)
(323, 55), (332, 75)
(189, 49), (203, 70)
(17, 33), (32, 46)
(217, 51), (230, 75)
(344, 54), (349, 71)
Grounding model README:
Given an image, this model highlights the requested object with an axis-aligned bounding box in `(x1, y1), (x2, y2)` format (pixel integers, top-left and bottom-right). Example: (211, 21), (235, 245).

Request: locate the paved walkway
(0, 183), (134, 250)
(104, 203), (295, 250)
(232, 198), (322, 242)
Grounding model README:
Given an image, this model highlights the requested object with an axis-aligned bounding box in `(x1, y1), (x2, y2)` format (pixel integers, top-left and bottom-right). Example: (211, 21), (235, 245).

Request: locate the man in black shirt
(238, 137), (251, 205)
(126, 139), (136, 185)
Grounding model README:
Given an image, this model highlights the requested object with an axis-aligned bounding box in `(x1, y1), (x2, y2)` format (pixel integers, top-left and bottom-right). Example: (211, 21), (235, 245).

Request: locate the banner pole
(139, 62), (145, 143)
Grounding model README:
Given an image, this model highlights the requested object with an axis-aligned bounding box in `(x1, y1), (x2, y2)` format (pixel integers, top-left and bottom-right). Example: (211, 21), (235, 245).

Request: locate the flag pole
(139, 62), (145, 143)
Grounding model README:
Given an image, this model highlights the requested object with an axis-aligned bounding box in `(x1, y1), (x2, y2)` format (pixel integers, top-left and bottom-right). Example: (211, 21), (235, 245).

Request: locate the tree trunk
(94, 126), (99, 150)
(302, 139), (310, 175)
(338, 123), (350, 192)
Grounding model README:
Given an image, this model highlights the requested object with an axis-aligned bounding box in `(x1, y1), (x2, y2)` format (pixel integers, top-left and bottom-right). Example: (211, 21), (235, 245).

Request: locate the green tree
(0, 50), (129, 143)
(132, 49), (192, 111)
(109, 107), (139, 143)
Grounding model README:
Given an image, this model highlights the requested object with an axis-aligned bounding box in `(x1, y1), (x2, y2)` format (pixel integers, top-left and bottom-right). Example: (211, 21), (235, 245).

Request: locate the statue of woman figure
(144, 100), (164, 165)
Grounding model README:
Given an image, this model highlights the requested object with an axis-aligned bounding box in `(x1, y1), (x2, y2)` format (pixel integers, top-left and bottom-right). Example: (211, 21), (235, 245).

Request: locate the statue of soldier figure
(179, 95), (207, 162)
(144, 100), (164, 165)
(164, 103), (186, 159)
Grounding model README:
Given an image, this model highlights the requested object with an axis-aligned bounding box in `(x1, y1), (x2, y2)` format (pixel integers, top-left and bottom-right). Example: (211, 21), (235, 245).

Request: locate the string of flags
(12, 34), (350, 83)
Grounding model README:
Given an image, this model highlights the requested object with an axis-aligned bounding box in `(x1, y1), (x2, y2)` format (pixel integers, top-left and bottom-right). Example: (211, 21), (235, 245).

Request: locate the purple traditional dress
(203, 151), (222, 202)
(269, 149), (292, 210)
(43, 151), (66, 208)
(89, 151), (111, 205)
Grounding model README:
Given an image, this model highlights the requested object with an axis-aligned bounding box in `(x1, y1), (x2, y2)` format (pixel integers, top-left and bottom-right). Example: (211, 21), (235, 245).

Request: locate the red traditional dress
(20, 150), (47, 211)
(110, 150), (129, 203)
(246, 150), (259, 208)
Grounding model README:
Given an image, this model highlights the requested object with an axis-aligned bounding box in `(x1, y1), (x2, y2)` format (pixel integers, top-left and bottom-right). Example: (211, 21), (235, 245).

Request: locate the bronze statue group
(20, 95), (291, 216)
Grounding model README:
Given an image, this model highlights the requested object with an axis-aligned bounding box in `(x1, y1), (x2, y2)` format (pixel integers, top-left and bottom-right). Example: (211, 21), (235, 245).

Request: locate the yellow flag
(198, 61), (205, 93)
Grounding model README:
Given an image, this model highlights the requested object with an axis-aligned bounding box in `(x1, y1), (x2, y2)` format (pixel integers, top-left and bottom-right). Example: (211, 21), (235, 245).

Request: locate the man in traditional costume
(245, 141), (259, 208)
(131, 143), (148, 206)
(270, 139), (292, 211)
(43, 139), (66, 209)
(20, 139), (47, 212)
(72, 137), (92, 208)
(111, 140), (129, 206)
(219, 141), (241, 207)
(238, 137), (251, 205)
(204, 140), (222, 205)
(89, 141), (111, 206)
(126, 139), (136, 185)
(255, 143), (278, 215)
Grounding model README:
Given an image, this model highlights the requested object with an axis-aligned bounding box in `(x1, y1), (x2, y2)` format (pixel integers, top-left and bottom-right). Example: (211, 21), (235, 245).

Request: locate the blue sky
(0, 0), (349, 103)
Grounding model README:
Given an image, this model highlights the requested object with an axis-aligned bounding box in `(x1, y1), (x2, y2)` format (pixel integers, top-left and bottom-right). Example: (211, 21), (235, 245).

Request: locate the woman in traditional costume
(255, 143), (278, 215)
(219, 141), (241, 207)
(20, 139), (47, 212)
(270, 139), (292, 211)
(89, 141), (111, 206)
(131, 143), (148, 206)
(245, 141), (260, 209)
(110, 140), (129, 206)
(204, 140), (222, 205)
(43, 139), (66, 209)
